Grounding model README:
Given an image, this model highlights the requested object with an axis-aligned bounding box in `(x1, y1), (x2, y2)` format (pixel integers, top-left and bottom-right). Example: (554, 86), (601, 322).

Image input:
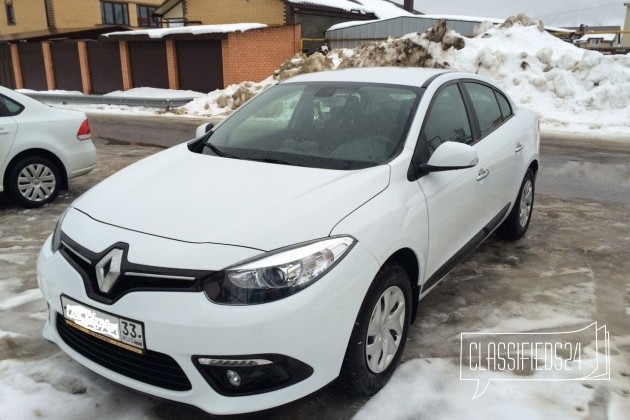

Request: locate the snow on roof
(288, 0), (413, 18)
(288, 0), (370, 13)
(578, 33), (618, 42)
(103, 23), (267, 39)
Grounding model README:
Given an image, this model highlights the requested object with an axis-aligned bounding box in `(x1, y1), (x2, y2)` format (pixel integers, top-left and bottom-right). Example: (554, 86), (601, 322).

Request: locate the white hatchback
(38, 68), (539, 415)
(0, 86), (96, 207)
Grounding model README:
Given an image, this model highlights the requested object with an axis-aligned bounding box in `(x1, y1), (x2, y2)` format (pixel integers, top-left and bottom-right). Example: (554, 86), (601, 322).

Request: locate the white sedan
(37, 68), (539, 415)
(0, 86), (96, 207)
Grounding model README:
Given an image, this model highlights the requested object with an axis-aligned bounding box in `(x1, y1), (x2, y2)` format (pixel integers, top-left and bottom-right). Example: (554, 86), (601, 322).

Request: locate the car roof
(281, 67), (449, 88)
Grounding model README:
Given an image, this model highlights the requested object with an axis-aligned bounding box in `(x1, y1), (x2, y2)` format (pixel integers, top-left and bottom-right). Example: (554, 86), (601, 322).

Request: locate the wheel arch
(383, 248), (421, 324)
(3, 148), (68, 191)
(528, 159), (539, 177)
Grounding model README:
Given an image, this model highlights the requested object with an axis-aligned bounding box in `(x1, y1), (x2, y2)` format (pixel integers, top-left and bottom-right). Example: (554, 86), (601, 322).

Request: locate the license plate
(61, 295), (145, 354)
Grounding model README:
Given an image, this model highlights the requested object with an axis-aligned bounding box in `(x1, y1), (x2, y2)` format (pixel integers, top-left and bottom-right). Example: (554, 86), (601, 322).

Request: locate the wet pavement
(0, 126), (629, 419)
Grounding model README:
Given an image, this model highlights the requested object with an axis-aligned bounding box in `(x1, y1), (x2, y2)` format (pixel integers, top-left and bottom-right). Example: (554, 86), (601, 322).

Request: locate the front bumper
(37, 214), (379, 415)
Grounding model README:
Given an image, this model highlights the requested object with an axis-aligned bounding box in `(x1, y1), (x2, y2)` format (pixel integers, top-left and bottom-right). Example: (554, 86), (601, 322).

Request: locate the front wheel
(496, 169), (535, 241)
(339, 263), (412, 396)
(6, 156), (62, 207)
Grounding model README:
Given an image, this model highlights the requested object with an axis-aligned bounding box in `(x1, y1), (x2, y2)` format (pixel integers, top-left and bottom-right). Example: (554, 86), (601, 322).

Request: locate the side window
(0, 95), (23, 116)
(420, 84), (472, 160)
(465, 83), (503, 137)
(495, 90), (512, 119)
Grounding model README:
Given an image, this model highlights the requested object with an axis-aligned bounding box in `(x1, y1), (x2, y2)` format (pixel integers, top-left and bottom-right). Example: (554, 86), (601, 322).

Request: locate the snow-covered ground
(27, 17), (630, 141)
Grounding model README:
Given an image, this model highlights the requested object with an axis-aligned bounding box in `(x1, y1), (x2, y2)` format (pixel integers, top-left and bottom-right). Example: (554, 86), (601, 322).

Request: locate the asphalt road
(0, 114), (628, 419)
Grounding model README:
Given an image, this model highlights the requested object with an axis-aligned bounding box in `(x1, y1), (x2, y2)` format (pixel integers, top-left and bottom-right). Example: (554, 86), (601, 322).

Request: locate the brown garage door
(50, 42), (82, 92)
(18, 43), (47, 91)
(176, 40), (223, 93)
(0, 44), (15, 89)
(86, 41), (123, 94)
(128, 41), (168, 89)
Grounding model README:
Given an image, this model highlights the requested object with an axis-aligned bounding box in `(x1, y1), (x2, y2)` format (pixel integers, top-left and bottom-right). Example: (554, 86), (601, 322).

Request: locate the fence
(3, 25), (301, 94)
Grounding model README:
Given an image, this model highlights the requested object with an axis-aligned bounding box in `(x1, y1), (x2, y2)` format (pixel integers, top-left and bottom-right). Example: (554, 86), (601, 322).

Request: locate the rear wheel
(339, 263), (411, 396)
(6, 156), (62, 207)
(496, 170), (535, 241)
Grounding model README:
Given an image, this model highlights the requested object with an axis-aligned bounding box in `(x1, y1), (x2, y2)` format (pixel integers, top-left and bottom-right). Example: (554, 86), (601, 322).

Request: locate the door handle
(476, 168), (490, 181)
(515, 143), (524, 153)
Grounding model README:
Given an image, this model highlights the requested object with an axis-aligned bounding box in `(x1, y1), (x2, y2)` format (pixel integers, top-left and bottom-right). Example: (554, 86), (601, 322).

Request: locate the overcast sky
(394, 0), (627, 27)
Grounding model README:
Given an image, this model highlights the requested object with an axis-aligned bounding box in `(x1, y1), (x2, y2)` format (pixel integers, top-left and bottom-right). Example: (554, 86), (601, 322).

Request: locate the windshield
(202, 82), (422, 170)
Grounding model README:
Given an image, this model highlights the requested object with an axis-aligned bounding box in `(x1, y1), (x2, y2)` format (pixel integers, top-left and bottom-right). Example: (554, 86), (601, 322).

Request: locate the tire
(496, 169), (535, 241)
(339, 263), (412, 396)
(6, 156), (62, 208)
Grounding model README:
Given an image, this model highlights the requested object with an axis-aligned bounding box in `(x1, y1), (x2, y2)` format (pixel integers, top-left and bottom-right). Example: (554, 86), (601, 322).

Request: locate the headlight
(204, 236), (356, 305)
(51, 207), (70, 252)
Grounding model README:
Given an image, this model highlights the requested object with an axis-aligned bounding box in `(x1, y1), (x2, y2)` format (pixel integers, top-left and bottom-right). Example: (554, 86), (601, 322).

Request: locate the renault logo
(95, 249), (124, 294)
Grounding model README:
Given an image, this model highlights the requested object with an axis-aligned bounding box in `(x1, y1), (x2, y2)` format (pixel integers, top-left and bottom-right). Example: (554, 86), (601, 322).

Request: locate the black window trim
(460, 79), (514, 142)
(407, 79), (477, 181)
(101, 1), (130, 26)
(5, 4), (15, 25)
(136, 4), (160, 28)
(493, 88), (513, 121)
(0, 94), (24, 117)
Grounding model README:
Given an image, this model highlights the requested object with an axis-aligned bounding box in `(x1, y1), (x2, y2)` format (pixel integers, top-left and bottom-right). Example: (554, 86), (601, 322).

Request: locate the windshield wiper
(245, 157), (293, 166)
(202, 137), (239, 159)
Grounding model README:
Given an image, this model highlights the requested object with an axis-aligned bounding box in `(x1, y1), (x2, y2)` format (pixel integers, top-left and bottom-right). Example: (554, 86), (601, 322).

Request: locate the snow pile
(182, 16), (629, 139)
(103, 87), (205, 99)
(182, 80), (269, 116)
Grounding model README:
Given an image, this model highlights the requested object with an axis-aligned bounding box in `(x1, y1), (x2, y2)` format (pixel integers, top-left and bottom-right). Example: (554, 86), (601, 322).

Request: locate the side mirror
(417, 142), (479, 176)
(195, 122), (215, 138)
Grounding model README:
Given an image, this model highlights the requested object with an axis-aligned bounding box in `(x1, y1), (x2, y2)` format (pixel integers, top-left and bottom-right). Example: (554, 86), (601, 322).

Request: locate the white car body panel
(73, 144), (390, 251)
(37, 68), (540, 415)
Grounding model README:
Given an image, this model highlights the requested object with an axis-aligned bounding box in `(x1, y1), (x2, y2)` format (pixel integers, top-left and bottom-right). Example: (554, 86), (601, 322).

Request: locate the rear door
(0, 94), (21, 171)
(462, 82), (520, 217)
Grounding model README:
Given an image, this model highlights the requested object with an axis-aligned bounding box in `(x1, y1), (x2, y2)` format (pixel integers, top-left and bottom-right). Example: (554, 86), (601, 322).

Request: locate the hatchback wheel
(496, 169), (535, 241)
(339, 263), (411, 396)
(7, 156), (62, 207)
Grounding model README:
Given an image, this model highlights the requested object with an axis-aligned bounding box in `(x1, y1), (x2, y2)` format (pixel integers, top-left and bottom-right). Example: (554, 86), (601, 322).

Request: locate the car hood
(73, 144), (390, 251)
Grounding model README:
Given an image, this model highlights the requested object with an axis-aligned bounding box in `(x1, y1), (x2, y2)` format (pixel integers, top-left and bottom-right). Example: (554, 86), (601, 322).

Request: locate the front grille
(59, 232), (215, 304)
(56, 313), (192, 391)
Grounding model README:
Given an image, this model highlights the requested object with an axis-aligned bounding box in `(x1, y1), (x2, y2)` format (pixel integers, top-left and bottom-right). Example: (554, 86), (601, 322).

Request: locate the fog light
(226, 370), (241, 387)
(193, 354), (313, 396)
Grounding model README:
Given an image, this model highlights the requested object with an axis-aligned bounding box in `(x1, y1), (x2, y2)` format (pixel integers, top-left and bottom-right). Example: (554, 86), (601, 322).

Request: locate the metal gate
(50, 42), (82, 92)
(86, 41), (123, 94)
(18, 43), (46, 90)
(0, 44), (15, 89)
(128, 41), (168, 89)
(176, 40), (223, 93)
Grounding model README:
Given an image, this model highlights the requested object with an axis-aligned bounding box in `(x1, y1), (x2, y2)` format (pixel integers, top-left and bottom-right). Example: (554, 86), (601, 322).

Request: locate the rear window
(464, 83), (503, 137)
(0, 94), (23, 117)
(495, 90), (512, 119)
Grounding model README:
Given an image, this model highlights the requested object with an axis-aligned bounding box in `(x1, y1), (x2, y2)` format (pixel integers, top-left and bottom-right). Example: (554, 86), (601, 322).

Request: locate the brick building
(0, 0), (164, 37)
(154, 0), (418, 51)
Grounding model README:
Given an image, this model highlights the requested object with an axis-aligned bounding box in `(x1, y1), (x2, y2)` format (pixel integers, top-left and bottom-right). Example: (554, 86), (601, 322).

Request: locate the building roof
(154, 0), (181, 16)
(102, 23), (268, 40)
(286, 0), (418, 18)
(0, 26), (131, 43)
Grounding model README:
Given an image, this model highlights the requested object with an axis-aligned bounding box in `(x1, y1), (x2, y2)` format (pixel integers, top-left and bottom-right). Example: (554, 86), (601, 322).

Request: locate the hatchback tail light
(77, 119), (91, 141)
